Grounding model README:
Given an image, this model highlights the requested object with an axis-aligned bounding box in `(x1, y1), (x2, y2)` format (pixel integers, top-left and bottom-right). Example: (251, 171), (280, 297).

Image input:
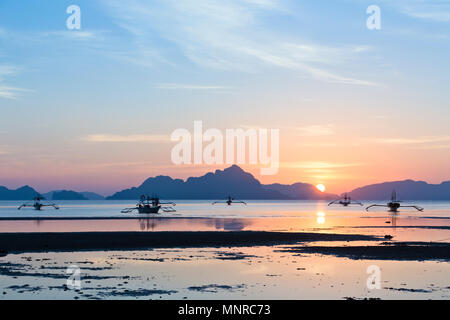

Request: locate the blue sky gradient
(0, 0), (449, 194)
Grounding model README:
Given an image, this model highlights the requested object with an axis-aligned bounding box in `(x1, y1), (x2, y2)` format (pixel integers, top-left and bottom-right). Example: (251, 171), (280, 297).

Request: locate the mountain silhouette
(263, 182), (330, 199)
(2, 169), (449, 201)
(45, 190), (88, 200)
(80, 192), (105, 200)
(348, 180), (450, 200)
(43, 190), (104, 200)
(0, 187), (102, 201)
(0, 185), (39, 200)
(107, 165), (336, 200)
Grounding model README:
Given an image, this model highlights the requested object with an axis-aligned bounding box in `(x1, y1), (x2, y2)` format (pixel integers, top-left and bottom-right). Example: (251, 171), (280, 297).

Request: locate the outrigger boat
(366, 190), (424, 213)
(121, 195), (176, 214)
(18, 195), (59, 211)
(212, 195), (247, 206)
(328, 193), (363, 207)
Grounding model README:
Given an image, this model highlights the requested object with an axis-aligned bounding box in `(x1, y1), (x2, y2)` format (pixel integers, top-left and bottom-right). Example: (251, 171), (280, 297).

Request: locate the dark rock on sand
(187, 284), (246, 293)
(280, 242), (450, 261)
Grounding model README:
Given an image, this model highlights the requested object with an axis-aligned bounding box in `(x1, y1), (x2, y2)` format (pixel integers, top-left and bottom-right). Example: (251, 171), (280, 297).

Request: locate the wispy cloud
(83, 134), (170, 143)
(416, 144), (450, 150)
(0, 86), (28, 99)
(0, 145), (11, 155)
(281, 161), (364, 182)
(0, 27), (104, 45)
(295, 125), (335, 137)
(0, 65), (28, 99)
(155, 83), (229, 90)
(374, 136), (450, 145)
(39, 30), (99, 40)
(375, 0), (450, 22)
(397, 0), (450, 22)
(282, 161), (364, 170)
(101, 0), (377, 86)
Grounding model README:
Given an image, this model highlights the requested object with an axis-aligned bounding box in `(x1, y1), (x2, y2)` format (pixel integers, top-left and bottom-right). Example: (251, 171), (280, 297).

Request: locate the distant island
(0, 186), (39, 201)
(348, 180), (450, 200)
(42, 190), (88, 201)
(0, 187), (104, 201)
(0, 165), (449, 200)
(107, 165), (336, 200)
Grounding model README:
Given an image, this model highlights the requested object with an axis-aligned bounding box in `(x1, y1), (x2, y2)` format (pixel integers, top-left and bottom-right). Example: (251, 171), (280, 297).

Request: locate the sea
(0, 200), (449, 300)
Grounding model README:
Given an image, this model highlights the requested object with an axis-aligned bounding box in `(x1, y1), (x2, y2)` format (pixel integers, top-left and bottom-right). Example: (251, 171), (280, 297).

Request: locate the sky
(0, 0), (449, 195)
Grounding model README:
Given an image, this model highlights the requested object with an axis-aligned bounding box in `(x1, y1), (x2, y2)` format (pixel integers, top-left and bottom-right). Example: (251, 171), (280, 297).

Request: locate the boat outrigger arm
(18, 196), (59, 211)
(366, 204), (424, 212)
(121, 204), (177, 213)
(328, 194), (363, 207)
(365, 190), (424, 213)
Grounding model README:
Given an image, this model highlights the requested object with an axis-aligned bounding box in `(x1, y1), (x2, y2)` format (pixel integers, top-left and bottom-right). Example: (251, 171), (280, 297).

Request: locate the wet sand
(0, 231), (379, 254)
(1, 246), (448, 299)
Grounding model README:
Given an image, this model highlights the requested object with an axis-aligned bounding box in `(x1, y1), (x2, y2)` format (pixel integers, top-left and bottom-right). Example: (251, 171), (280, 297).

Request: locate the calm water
(0, 200), (449, 242)
(0, 200), (449, 300)
(2, 200), (450, 219)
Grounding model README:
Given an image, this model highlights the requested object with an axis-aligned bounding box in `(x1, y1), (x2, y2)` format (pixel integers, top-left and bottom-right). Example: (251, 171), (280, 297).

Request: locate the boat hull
(137, 205), (161, 214)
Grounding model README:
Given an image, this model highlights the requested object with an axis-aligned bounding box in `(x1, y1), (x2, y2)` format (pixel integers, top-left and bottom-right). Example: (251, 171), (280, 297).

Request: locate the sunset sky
(0, 0), (449, 195)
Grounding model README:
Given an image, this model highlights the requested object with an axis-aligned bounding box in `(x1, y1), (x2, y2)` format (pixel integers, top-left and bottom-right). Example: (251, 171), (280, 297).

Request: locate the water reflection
(34, 219), (41, 228)
(388, 213), (398, 228)
(316, 211), (326, 225)
(214, 219), (248, 231)
(133, 217), (253, 232)
(138, 218), (157, 231)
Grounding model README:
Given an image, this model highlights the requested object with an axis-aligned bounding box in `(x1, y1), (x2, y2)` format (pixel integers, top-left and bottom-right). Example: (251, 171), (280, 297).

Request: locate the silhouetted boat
(18, 195), (59, 211)
(121, 195), (176, 214)
(366, 190), (424, 213)
(328, 193), (363, 207)
(212, 195), (247, 206)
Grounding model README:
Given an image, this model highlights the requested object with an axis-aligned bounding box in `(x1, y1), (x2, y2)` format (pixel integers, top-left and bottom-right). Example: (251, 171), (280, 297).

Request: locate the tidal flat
(1, 200), (449, 299)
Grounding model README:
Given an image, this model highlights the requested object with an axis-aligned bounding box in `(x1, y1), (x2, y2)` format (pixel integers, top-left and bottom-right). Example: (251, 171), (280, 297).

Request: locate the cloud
(0, 65), (29, 99)
(296, 125), (335, 137)
(39, 31), (99, 40)
(101, 0), (377, 86)
(282, 161), (364, 170)
(0, 27), (104, 46)
(0, 86), (28, 99)
(404, 11), (450, 22)
(155, 83), (229, 90)
(0, 145), (11, 155)
(376, 0), (450, 22)
(374, 136), (450, 145)
(83, 134), (170, 143)
(416, 144), (450, 150)
(397, 1), (450, 22)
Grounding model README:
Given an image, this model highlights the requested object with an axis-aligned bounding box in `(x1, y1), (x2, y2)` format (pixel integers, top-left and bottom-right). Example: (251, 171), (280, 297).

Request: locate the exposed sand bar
(279, 242), (450, 261)
(0, 231), (379, 254)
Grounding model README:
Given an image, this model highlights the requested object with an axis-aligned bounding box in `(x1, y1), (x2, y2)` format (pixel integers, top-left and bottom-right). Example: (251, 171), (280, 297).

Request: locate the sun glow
(316, 184), (326, 193)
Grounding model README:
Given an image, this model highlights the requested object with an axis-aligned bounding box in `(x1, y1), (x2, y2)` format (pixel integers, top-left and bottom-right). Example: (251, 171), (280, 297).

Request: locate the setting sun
(316, 184), (326, 193)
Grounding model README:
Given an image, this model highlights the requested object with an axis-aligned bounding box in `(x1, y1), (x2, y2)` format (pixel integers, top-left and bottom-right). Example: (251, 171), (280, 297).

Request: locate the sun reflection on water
(316, 211), (326, 224)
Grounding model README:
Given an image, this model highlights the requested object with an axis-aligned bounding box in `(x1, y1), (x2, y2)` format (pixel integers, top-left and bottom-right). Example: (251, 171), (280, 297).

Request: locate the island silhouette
(0, 165), (449, 200)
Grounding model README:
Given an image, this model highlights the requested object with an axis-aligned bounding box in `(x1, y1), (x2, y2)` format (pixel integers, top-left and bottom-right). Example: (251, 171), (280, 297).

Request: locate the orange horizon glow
(0, 160), (449, 196)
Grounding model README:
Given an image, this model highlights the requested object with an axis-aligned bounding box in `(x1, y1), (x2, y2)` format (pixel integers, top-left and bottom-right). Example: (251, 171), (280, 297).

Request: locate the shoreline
(0, 216), (217, 221)
(0, 231), (379, 254)
(1, 216), (450, 222)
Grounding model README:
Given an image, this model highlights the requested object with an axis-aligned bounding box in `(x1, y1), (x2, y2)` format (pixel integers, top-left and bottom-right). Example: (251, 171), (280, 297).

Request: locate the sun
(316, 184), (326, 193)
